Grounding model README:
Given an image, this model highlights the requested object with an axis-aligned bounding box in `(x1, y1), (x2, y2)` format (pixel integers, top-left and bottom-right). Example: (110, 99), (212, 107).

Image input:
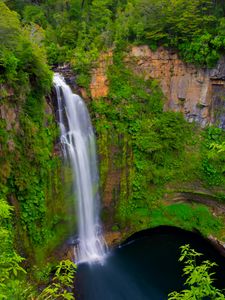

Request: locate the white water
(53, 73), (106, 263)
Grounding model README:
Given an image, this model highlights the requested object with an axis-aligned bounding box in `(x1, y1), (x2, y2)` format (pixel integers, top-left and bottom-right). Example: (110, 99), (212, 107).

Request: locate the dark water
(76, 227), (225, 300)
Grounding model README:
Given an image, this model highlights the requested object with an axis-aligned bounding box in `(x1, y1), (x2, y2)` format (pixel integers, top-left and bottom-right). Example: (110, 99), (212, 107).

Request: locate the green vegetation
(202, 127), (225, 186)
(0, 0), (70, 253)
(168, 245), (225, 299)
(150, 204), (223, 237)
(6, 0), (225, 74)
(38, 260), (77, 300)
(0, 1), (75, 297)
(91, 53), (225, 238)
(0, 198), (29, 299)
(1, 0), (225, 297)
(0, 196), (77, 299)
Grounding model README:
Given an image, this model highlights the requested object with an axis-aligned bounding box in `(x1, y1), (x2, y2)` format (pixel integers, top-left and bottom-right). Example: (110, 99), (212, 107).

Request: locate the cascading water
(53, 73), (106, 263)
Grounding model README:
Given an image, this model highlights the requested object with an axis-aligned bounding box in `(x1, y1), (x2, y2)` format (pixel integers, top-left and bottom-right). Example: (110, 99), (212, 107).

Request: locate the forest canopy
(5, 0), (225, 68)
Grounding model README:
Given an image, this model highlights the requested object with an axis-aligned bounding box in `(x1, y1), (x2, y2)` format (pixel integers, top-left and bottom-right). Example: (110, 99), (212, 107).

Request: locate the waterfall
(53, 73), (106, 263)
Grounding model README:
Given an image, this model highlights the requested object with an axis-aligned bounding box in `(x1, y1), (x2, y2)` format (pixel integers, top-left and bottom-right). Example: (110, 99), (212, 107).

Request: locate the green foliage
(0, 1), (52, 95)
(210, 141), (225, 155)
(168, 245), (225, 299)
(91, 51), (225, 237)
(0, 1), (21, 48)
(0, 0), (70, 254)
(38, 260), (77, 300)
(7, 0), (225, 68)
(0, 198), (32, 300)
(23, 5), (48, 28)
(117, 0), (224, 66)
(201, 127), (225, 187)
(10, 112), (63, 245)
(1, 1), (225, 296)
(0, 4), (73, 292)
(178, 33), (222, 67)
(150, 203), (223, 237)
(91, 54), (196, 228)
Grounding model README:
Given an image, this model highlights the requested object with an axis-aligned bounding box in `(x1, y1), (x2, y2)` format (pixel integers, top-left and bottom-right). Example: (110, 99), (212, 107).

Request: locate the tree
(168, 244), (225, 300)
(0, 1), (21, 48)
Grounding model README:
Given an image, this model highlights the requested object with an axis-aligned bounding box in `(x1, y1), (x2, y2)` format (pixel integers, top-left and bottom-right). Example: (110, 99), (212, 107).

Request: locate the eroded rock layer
(90, 46), (225, 128)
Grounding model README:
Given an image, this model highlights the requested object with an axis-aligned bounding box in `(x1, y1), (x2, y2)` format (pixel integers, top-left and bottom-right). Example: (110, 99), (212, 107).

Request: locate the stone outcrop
(90, 46), (225, 127)
(129, 46), (225, 127)
(90, 51), (113, 99)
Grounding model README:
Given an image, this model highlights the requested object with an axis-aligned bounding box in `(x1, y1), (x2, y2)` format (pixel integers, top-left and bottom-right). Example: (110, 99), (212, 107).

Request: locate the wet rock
(54, 64), (80, 95)
(210, 57), (225, 81)
(104, 231), (123, 248)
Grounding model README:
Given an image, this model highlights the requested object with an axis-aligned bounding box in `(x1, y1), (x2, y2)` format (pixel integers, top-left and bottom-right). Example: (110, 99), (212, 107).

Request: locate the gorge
(1, 0), (225, 299)
(53, 71), (225, 299)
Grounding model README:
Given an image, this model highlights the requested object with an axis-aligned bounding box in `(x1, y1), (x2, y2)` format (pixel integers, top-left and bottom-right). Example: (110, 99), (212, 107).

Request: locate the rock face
(90, 51), (113, 99)
(90, 46), (225, 127)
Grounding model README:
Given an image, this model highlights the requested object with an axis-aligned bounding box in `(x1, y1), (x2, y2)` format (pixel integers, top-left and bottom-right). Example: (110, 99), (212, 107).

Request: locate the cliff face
(0, 83), (71, 264)
(90, 51), (113, 99)
(48, 53), (225, 247)
(90, 46), (225, 128)
(87, 47), (225, 245)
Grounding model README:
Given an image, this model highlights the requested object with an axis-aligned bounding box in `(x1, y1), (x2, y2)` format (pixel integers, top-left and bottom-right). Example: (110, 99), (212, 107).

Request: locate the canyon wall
(50, 52), (225, 246)
(87, 47), (225, 245)
(90, 46), (225, 128)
